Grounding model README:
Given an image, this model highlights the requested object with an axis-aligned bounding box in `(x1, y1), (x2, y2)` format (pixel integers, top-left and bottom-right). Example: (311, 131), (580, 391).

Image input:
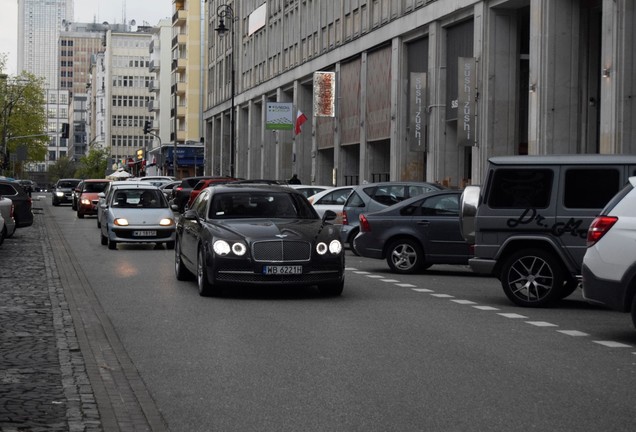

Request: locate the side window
(0, 184), (17, 196)
(418, 194), (459, 216)
(408, 185), (432, 197)
(193, 190), (209, 216)
(563, 168), (620, 209)
(372, 185), (405, 206)
(345, 191), (365, 208)
(487, 169), (553, 209)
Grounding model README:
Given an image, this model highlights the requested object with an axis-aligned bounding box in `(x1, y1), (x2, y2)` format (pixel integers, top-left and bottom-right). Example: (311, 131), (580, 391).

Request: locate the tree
(48, 156), (78, 183)
(74, 147), (110, 179)
(0, 54), (48, 174)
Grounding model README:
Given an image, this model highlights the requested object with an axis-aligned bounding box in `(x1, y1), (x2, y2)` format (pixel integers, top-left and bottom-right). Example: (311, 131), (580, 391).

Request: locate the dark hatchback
(175, 184), (345, 297)
(0, 180), (33, 228)
(353, 189), (471, 274)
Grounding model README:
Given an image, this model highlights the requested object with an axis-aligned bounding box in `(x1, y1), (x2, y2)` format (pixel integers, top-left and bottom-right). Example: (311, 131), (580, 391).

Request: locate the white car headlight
(114, 218), (129, 226)
(316, 242), (328, 255)
(159, 218), (174, 226)
(56, 191), (64, 197)
(329, 240), (343, 254)
(213, 240), (231, 256)
(231, 242), (247, 256)
(81, 198), (91, 205)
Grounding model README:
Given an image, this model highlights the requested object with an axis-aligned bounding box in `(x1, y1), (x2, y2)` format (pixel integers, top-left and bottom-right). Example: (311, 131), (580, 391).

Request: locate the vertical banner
(457, 57), (476, 147)
(265, 102), (293, 130)
(313, 71), (336, 117)
(409, 72), (427, 152)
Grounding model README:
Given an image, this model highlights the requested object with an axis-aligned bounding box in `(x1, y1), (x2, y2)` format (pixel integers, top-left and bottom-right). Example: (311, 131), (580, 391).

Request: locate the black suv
(0, 180), (33, 228)
(52, 178), (81, 206)
(460, 154), (636, 307)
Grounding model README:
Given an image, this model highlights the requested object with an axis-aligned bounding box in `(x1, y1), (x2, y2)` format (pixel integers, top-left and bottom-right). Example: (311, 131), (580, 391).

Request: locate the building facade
(202, 0), (636, 187)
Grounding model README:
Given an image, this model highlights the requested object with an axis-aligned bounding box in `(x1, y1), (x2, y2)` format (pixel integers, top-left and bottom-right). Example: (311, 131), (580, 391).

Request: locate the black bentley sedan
(174, 184), (345, 297)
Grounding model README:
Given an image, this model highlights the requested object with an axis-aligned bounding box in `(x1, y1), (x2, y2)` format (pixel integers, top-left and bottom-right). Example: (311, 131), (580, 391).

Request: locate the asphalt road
(45, 197), (636, 432)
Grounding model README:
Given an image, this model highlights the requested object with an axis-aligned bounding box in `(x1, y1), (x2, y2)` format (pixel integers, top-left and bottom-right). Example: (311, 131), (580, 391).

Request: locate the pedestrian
(288, 174), (301, 184)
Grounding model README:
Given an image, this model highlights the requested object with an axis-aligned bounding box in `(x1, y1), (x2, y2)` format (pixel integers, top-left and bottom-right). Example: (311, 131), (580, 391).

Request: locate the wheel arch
(382, 234), (425, 259)
(493, 237), (571, 278)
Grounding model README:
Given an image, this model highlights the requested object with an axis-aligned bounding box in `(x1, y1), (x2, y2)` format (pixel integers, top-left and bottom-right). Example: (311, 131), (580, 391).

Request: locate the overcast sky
(0, 0), (172, 75)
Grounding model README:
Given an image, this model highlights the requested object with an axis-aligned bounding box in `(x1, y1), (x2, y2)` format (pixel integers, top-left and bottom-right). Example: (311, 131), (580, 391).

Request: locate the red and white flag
(295, 110), (308, 135)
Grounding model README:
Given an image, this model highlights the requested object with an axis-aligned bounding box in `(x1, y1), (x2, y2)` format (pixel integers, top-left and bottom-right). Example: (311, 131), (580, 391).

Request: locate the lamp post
(215, 3), (236, 178)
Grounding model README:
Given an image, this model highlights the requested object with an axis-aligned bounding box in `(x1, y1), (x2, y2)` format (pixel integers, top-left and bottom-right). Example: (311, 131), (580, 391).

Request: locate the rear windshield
(83, 182), (109, 193)
(57, 180), (80, 188)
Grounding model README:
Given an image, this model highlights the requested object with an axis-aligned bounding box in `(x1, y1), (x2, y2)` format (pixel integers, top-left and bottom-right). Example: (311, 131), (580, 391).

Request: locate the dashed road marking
(472, 306), (500, 311)
(498, 313), (528, 319)
(366, 275), (384, 278)
(380, 279), (399, 283)
(557, 330), (589, 337)
(430, 293), (454, 298)
(411, 288), (434, 293)
(593, 341), (632, 348)
(526, 321), (558, 327)
(451, 299), (477, 305)
(396, 283), (417, 287)
(353, 271), (370, 274)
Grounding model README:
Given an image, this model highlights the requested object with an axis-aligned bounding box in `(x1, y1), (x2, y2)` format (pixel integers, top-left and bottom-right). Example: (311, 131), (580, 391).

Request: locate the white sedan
(99, 184), (176, 250)
(307, 185), (354, 222)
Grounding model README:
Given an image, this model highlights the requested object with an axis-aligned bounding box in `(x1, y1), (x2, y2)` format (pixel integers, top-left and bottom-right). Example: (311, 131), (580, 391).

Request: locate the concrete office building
(203, 0), (636, 187)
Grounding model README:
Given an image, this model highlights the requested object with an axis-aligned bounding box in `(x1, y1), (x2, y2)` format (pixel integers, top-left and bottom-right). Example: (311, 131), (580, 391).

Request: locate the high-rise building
(17, 0), (73, 169)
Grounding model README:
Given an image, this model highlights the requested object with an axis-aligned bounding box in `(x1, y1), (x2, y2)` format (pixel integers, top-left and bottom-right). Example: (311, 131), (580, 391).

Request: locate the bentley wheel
(175, 240), (193, 281)
(386, 238), (424, 274)
(500, 249), (564, 307)
(197, 247), (220, 296)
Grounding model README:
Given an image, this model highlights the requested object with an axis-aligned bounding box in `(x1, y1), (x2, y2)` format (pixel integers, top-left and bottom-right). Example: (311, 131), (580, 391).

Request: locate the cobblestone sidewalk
(0, 210), (102, 432)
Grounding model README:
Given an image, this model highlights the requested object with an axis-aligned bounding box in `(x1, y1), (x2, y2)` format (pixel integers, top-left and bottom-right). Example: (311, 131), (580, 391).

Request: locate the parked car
(186, 178), (235, 209)
(17, 179), (35, 196)
(76, 179), (111, 218)
(354, 190), (471, 273)
(172, 176), (237, 212)
(460, 154), (636, 308)
(138, 176), (177, 187)
(174, 184), (345, 297)
(0, 196), (16, 243)
(0, 180), (33, 228)
(52, 178), (81, 206)
(307, 185), (354, 221)
(99, 184), (176, 250)
(287, 184), (332, 198)
(341, 181), (444, 252)
(582, 176), (636, 328)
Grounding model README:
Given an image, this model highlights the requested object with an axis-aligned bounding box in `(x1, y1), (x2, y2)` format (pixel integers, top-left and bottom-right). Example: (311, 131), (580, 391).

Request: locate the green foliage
(74, 147), (110, 179)
(48, 156), (78, 183)
(1, 59), (48, 166)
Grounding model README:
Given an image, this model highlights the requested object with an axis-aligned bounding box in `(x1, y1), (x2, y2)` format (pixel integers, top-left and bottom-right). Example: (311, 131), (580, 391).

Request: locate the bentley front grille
(252, 240), (311, 262)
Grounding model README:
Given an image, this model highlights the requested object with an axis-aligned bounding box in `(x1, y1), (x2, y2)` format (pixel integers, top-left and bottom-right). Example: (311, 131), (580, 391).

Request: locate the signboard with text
(265, 102), (293, 130)
(408, 72), (427, 152)
(457, 57), (476, 147)
(313, 72), (336, 117)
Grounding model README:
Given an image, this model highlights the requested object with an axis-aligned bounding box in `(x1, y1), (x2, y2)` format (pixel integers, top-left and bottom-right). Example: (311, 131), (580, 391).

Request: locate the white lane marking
(473, 305), (500, 311)
(430, 294), (454, 298)
(354, 271), (370, 274)
(557, 330), (589, 337)
(396, 283), (417, 287)
(345, 267), (358, 271)
(412, 288), (434, 293)
(593, 341), (632, 348)
(451, 299), (477, 305)
(497, 313), (528, 319)
(366, 275), (384, 278)
(526, 321), (558, 327)
(381, 279), (399, 283)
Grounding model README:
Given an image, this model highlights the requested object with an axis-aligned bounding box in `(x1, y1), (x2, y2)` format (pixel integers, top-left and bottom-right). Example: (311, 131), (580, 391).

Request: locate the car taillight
(359, 214), (371, 232)
(342, 210), (349, 225)
(587, 216), (618, 247)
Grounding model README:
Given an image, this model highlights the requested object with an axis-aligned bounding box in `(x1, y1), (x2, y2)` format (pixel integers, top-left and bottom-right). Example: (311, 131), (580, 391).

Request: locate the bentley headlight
(316, 242), (328, 255)
(114, 218), (129, 226)
(231, 242), (247, 256)
(329, 240), (343, 254)
(159, 218), (174, 226)
(213, 240), (231, 256)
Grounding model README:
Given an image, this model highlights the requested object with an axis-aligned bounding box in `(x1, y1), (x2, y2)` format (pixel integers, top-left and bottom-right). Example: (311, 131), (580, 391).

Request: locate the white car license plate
(133, 230), (157, 237)
(263, 265), (302, 275)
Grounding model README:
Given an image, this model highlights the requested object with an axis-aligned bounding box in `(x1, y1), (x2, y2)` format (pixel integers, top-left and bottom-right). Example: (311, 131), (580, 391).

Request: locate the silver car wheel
(391, 243), (418, 271)
(386, 239), (424, 274)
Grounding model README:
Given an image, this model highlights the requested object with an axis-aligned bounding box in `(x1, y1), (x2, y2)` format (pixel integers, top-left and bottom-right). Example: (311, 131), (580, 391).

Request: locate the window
(564, 169), (621, 209)
(487, 169), (553, 209)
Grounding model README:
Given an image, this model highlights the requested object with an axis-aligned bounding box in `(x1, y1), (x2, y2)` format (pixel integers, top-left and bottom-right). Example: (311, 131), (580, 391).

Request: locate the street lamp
(215, 3), (236, 178)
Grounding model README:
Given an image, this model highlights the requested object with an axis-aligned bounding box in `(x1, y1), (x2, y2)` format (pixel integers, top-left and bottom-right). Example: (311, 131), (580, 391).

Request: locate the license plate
(133, 230), (156, 237)
(263, 265), (302, 275)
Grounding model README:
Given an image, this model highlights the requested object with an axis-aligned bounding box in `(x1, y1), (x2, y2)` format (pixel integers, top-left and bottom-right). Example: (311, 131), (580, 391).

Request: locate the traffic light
(136, 149), (144, 160)
(143, 121), (151, 134)
(61, 123), (69, 139)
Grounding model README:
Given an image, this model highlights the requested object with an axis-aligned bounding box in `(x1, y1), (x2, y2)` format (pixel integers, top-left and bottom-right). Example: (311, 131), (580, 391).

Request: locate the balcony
(171, 57), (186, 71)
(149, 60), (159, 72)
(171, 33), (187, 47)
(149, 100), (160, 112)
(172, 8), (186, 25)
(149, 80), (159, 92)
(176, 104), (186, 118)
